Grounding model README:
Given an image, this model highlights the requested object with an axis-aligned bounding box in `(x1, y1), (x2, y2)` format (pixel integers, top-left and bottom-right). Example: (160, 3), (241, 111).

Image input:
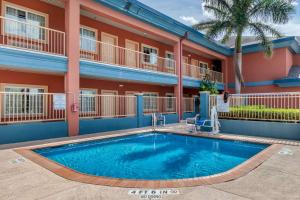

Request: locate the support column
(136, 93), (144, 128)
(200, 91), (210, 120)
(65, 0), (80, 136)
(174, 39), (183, 121)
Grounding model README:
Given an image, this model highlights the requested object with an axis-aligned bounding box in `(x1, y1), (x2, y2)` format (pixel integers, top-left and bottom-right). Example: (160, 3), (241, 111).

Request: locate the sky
(138, 0), (300, 36)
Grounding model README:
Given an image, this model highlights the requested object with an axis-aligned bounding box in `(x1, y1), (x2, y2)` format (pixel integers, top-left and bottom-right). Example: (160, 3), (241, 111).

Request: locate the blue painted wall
(80, 60), (178, 85)
(79, 117), (138, 135)
(220, 119), (300, 140)
(0, 121), (68, 145)
(0, 47), (67, 74)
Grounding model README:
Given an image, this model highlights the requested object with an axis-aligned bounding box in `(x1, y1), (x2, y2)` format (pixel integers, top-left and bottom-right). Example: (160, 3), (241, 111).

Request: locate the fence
(80, 37), (176, 74)
(183, 63), (223, 83)
(183, 97), (195, 113)
(210, 92), (300, 122)
(143, 96), (177, 114)
(0, 92), (66, 124)
(79, 94), (137, 118)
(0, 16), (65, 55)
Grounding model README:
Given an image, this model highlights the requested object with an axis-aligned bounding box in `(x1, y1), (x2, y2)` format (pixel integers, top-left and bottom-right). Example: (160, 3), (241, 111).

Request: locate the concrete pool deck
(0, 125), (300, 199)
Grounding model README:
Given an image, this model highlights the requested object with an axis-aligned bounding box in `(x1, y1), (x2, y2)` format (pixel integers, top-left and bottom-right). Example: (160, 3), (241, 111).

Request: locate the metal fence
(79, 94), (137, 118)
(80, 37), (176, 74)
(183, 63), (223, 83)
(210, 92), (300, 122)
(0, 16), (65, 55)
(0, 92), (66, 124)
(143, 96), (177, 114)
(183, 97), (195, 113)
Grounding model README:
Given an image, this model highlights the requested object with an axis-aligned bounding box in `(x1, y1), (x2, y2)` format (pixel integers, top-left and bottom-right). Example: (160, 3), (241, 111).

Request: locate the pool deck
(1, 125), (300, 199)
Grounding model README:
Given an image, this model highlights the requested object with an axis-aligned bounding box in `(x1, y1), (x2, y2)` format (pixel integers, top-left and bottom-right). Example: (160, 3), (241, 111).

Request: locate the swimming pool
(34, 132), (269, 180)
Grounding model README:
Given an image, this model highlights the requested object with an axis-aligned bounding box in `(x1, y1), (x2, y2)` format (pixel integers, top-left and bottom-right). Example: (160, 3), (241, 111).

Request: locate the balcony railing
(80, 37), (176, 74)
(183, 63), (223, 83)
(210, 92), (300, 122)
(183, 97), (195, 113)
(79, 94), (137, 118)
(0, 16), (65, 56)
(143, 96), (177, 114)
(0, 92), (66, 124)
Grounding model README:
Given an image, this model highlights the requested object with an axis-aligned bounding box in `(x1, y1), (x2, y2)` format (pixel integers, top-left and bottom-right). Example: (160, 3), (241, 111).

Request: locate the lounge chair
(186, 114), (211, 132)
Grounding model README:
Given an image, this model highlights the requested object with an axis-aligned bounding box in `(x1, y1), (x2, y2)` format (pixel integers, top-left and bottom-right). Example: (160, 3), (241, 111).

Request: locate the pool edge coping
(14, 131), (284, 188)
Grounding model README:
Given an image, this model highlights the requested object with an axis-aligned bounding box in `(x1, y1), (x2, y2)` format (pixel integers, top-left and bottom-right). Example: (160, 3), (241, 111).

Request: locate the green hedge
(222, 105), (300, 121)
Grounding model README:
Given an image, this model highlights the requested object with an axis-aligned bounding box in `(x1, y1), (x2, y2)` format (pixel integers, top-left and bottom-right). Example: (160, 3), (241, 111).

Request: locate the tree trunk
(234, 34), (243, 94)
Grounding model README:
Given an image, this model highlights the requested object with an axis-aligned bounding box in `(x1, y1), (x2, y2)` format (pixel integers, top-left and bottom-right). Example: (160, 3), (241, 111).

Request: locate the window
(4, 86), (45, 115)
(80, 27), (97, 52)
(142, 45), (158, 65)
(165, 93), (175, 112)
(143, 93), (158, 112)
(5, 5), (46, 40)
(80, 89), (97, 113)
(165, 52), (175, 69)
(200, 62), (209, 69)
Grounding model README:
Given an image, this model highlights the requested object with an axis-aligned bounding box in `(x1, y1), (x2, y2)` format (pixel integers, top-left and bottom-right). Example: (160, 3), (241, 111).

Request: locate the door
(191, 59), (199, 78)
(101, 90), (118, 117)
(125, 40), (139, 68)
(101, 33), (118, 65)
(182, 57), (189, 76)
(125, 91), (137, 116)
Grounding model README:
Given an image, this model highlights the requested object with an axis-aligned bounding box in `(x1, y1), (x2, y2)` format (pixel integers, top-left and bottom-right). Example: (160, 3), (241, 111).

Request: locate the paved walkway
(0, 128), (300, 200)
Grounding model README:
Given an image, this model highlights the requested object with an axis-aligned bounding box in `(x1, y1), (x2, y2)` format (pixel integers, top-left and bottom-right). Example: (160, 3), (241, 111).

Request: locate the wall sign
(216, 95), (230, 112)
(53, 94), (66, 110)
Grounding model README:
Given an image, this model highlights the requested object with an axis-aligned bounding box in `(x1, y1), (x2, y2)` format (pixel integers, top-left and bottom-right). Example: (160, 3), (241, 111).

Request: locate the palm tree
(193, 0), (295, 93)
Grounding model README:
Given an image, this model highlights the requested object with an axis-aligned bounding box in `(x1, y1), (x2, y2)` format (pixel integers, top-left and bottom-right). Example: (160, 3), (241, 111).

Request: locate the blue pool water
(35, 132), (268, 180)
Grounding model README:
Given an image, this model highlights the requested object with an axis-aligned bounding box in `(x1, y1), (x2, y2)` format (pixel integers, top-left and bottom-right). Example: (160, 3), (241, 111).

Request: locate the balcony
(0, 16), (65, 56)
(79, 37), (176, 75)
(183, 63), (223, 83)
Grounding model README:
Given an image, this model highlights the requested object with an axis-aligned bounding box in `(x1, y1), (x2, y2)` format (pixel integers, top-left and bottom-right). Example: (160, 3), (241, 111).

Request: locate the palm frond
(249, 23), (273, 57)
(192, 20), (223, 30)
(250, 0), (295, 24)
(204, 5), (229, 19)
(203, 0), (232, 13)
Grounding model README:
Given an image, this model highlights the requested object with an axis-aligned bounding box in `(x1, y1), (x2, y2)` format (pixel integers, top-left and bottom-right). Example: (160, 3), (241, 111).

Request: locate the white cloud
(179, 16), (199, 25)
(201, 2), (215, 19)
(292, 0), (298, 6)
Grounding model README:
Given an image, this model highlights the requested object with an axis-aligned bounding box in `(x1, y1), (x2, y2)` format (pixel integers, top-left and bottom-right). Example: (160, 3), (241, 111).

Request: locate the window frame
(2, 1), (49, 42)
(199, 61), (209, 69)
(79, 88), (98, 114)
(80, 25), (98, 53)
(165, 92), (175, 113)
(0, 83), (48, 117)
(165, 51), (175, 71)
(141, 44), (159, 66)
(143, 92), (159, 113)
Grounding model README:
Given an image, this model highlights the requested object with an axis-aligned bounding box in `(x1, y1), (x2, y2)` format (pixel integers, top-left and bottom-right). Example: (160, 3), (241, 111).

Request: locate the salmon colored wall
(0, 0), (65, 32)
(80, 16), (174, 58)
(227, 48), (291, 83)
(293, 53), (300, 66)
(80, 78), (174, 96)
(0, 70), (64, 92)
(286, 50), (293, 75)
(182, 51), (214, 68)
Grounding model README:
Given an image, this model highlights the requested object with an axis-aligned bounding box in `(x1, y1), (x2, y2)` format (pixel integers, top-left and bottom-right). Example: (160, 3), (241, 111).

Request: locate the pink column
(174, 40), (183, 120)
(65, 0), (80, 136)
